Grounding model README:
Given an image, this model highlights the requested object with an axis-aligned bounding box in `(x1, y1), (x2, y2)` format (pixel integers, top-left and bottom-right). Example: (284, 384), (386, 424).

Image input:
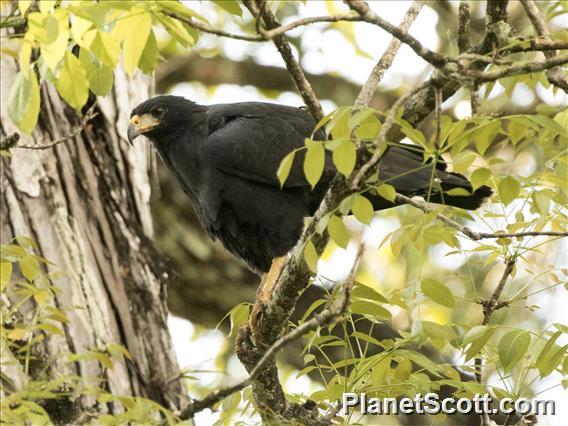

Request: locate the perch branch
(180, 246), (364, 421)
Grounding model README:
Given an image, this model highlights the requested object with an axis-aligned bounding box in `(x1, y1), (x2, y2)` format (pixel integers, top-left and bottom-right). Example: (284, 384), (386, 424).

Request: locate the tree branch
(345, 0), (448, 68)
(520, 0), (568, 92)
(395, 193), (568, 241)
(450, 53), (568, 83)
(457, 2), (472, 53)
(500, 39), (568, 55)
(243, 0), (323, 121)
(7, 103), (98, 151)
(475, 258), (516, 426)
(162, 11), (364, 43)
(355, 0), (424, 107)
(180, 245), (363, 421)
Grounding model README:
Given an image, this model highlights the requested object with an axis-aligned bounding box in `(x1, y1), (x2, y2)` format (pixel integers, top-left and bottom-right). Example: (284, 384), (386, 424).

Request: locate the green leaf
(352, 194), (374, 225)
(83, 29), (120, 67)
(535, 332), (565, 377)
(464, 326), (495, 361)
(46, 307), (70, 324)
(498, 176), (521, 206)
(303, 142), (325, 189)
(355, 113), (381, 140)
(470, 167), (491, 190)
(1, 244), (28, 259)
(79, 49), (113, 96)
(326, 107), (350, 139)
(528, 115), (567, 137)
(213, 0), (243, 16)
(399, 119), (426, 147)
(277, 151), (295, 187)
(507, 117), (529, 145)
(327, 215), (349, 249)
(56, 52), (89, 110)
(8, 69), (40, 134)
(397, 349), (442, 375)
(40, 10), (70, 71)
(20, 255), (40, 281)
(38, 0), (56, 12)
(421, 278), (456, 308)
(95, 352), (114, 370)
(376, 183), (396, 202)
(0, 261), (12, 290)
(137, 30), (158, 74)
(19, 0), (32, 14)
(228, 303), (250, 338)
(303, 240), (319, 273)
(473, 120), (501, 155)
(352, 283), (388, 303)
(332, 139), (356, 176)
(499, 330), (531, 371)
(157, 0), (208, 23)
(113, 9), (152, 76)
(532, 191), (551, 215)
(350, 300), (391, 320)
(70, 15), (93, 45)
(27, 12), (55, 44)
(348, 108), (373, 130)
(421, 321), (456, 341)
(153, 13), (195, 48)
(107, 343), (133, 361)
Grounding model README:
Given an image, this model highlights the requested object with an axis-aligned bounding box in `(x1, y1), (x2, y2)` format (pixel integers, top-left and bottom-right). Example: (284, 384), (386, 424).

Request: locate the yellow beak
(127, 113), (160, 143)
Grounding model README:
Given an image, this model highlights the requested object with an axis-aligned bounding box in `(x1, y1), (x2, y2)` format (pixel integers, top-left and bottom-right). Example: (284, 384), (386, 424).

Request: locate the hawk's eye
(151, 108), (164, 118)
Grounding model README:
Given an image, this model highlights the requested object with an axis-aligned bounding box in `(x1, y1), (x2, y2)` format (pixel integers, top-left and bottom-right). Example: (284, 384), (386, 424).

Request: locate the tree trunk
(1, 52), (183, 422)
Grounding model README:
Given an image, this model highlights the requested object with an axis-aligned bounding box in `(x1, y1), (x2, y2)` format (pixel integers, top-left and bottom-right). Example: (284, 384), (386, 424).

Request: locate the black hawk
(128, 96), (492, 274)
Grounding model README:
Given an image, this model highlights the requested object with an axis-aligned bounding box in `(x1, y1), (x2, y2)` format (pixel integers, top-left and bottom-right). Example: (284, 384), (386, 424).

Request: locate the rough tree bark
(0, 53), (184, 422)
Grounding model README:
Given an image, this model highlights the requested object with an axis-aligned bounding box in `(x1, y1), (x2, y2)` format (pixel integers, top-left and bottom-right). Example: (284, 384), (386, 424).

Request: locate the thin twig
(345, 0), (448, 68)
(395, 193), (568, 241)
(162, 11), (262, 41)
(355, 0), (424, 107)
(520, 0), (568, 91)
(501, 39), (568, 55)
(179, 246), (364, 420)
(162, 11), (363, 43)
(474, 258), (516, 426)
(263, 14), (363, 40)
(15, 103), (98, 150)
(448, 53), (568, 83)
(245, 1), (323, 128)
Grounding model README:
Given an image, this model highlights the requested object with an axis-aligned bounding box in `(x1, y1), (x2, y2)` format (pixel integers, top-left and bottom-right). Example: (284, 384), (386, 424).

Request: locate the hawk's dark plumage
(129, 96), (492, 274)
